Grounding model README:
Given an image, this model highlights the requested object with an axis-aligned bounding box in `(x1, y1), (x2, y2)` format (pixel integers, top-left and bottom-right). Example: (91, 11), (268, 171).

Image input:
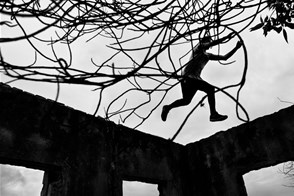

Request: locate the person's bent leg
(161, 96), (194, 121)
(197, 80), (228, 122)
(161, 79), (196, 121)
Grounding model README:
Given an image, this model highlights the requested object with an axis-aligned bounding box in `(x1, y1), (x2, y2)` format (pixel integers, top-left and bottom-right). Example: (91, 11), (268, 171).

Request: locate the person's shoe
(210, 113), (228, 122)
(161, 106), (169, 121)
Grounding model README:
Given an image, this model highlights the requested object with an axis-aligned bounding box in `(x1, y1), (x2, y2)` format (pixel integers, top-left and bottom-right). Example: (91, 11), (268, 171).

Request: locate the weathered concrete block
(1, 82), (294, 196)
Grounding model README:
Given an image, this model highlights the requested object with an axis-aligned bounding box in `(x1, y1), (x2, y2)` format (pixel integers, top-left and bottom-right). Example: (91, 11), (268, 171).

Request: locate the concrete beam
(0, 83), (184, 196)
(186, 106), (294, 196)
(1, 82), (294, 196)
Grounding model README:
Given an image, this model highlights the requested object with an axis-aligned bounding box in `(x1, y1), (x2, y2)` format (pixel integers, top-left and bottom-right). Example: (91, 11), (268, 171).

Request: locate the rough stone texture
(185, 106), (294, 195)
(1, 82), (294, 196)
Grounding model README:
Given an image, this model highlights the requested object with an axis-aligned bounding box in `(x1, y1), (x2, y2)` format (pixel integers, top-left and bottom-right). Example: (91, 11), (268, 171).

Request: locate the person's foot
(210, 113), (228, 122)
(161, 105), (169, 121)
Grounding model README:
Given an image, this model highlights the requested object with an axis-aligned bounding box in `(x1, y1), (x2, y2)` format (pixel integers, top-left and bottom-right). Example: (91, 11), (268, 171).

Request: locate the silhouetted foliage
(0, 0), (292, 138)
(250, 0), (294, 42)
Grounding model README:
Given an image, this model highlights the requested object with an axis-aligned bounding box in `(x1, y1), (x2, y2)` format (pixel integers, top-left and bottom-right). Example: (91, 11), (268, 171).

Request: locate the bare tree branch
(1, 0), (293, 134)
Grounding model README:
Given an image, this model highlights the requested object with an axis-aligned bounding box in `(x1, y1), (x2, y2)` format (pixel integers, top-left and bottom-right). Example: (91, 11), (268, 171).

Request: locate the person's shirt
(183, 42), (210, 80)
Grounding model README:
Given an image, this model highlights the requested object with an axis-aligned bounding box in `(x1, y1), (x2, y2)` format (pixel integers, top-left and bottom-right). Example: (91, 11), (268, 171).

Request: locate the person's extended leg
(196, 80), (227, 122)
(161, 78), (197, 121)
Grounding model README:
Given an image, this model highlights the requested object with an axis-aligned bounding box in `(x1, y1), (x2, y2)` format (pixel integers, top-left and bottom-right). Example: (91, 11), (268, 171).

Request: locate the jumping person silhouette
(161, 33), (242, 122)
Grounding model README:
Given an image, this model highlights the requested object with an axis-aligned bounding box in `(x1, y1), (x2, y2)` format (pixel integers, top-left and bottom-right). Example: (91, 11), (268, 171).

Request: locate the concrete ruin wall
(1, 82), (294, 196)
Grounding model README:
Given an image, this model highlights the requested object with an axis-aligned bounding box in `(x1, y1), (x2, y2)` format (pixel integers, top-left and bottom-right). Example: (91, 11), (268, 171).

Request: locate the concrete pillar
(41, 164), (122, 196)
(208, 170), (247, 196)
(158, 180), (184, 196)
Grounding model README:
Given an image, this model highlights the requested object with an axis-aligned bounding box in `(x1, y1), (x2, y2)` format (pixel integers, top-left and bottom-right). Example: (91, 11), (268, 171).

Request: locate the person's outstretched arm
(207, 41), (242, 61)
(202, 32), (235, 49)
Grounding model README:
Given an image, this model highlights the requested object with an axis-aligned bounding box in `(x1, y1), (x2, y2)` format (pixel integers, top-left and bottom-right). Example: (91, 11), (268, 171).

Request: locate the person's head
(199, 36), (212, 49)
(200, 36), (212, 44)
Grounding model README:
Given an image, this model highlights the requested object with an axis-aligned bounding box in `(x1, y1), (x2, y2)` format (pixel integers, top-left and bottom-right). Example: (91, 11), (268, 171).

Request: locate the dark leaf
(285, 22), (294, 29)
(273, 26), (283, 33)
(263, 24), (271, 36)
(283, 29), (288, 43)
(271, 17), (277, 25)
(263, 28), (268, 36)
(250, 23), (264, 31)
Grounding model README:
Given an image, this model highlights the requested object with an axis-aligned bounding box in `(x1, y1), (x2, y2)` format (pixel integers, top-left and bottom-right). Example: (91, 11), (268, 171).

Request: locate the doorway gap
(123, 180), (159, 196)
(0, 164), (44, 196)
(243, 162), (294, 196)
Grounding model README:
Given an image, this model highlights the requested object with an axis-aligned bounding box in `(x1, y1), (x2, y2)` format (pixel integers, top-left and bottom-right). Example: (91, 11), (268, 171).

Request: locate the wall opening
(243, 162), (294, 196)
(123, 181), (159, 196)
(0, 164), (44, 196)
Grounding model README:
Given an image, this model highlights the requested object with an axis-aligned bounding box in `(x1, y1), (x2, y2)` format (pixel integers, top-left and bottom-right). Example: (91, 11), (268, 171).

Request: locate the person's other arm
(202, 32), (235, 49)
(207, 41), (242, 61)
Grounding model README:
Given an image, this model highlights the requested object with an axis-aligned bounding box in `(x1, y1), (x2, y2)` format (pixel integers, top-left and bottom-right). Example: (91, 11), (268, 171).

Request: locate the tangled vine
(1, 0), (293, 139)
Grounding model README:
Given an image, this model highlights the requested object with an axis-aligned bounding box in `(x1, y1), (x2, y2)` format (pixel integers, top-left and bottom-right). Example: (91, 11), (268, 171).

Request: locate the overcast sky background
(1, 9), (294, 196)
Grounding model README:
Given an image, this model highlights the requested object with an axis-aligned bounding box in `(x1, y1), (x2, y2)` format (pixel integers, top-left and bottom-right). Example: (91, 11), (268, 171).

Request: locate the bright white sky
(1, 5), (294, 196)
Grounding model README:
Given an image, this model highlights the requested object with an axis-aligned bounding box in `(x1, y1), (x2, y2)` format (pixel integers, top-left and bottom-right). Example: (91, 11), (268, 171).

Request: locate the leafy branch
(250, 0), (294, 42)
